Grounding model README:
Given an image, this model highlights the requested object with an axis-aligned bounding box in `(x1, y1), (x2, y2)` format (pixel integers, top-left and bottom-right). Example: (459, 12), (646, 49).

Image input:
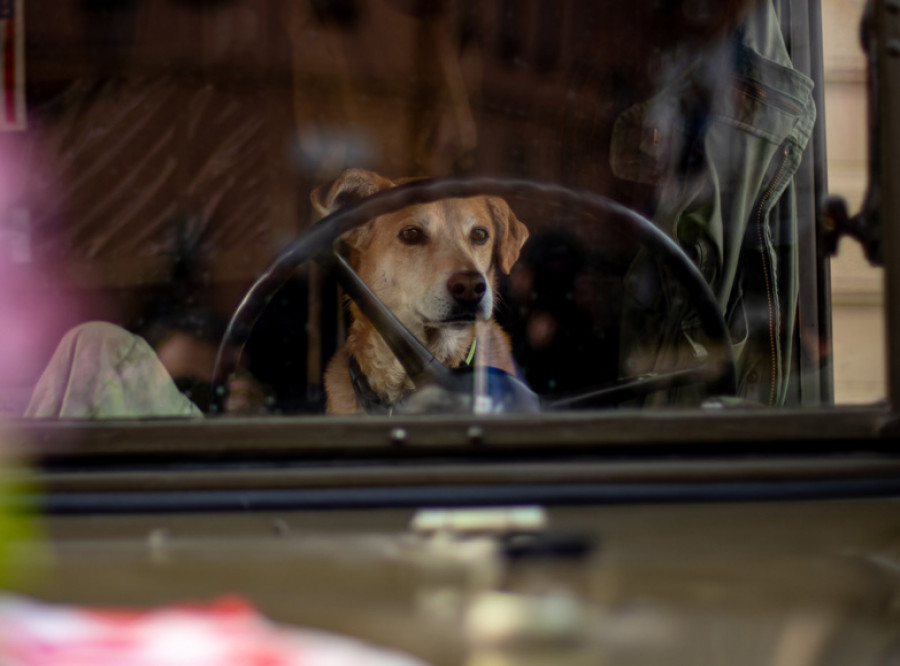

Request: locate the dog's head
(311, 169), (529, 332)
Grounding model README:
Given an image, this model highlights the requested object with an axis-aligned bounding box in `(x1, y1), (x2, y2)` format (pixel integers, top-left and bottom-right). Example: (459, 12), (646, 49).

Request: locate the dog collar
(348, 355), (394, 415)
(349, 338), (478, 415)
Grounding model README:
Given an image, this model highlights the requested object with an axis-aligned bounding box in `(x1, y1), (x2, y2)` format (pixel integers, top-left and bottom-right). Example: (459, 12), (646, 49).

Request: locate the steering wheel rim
(211, 177), (737, 414)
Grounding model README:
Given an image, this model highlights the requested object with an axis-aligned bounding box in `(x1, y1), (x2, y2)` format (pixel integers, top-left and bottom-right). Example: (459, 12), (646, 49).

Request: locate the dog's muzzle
(445, 270), (488, 322)
(447, 270), (486, 304)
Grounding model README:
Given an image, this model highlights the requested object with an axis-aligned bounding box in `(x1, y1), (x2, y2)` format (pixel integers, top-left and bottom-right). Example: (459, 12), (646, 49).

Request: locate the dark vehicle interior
(4, 0), (830, 414)
(2, 0), (900, 664)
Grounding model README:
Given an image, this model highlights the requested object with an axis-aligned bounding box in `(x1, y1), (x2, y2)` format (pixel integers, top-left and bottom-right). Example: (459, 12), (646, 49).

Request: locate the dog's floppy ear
(310, 169), (396, 255)
(487, 197), (529, 274)
(310, 168), (396, 219)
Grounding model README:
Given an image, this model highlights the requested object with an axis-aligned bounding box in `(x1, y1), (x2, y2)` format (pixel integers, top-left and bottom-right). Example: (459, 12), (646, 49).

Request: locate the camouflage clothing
(25, 322), (202, 419)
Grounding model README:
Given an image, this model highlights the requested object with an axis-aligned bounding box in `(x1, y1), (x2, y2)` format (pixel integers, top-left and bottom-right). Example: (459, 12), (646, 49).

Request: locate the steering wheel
(211, 177), (736, 414)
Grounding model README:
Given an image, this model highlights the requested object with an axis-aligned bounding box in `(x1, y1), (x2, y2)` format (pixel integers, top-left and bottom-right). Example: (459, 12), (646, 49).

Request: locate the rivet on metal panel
(147, 528), (170, 565)
(467, 425), (485, 444)
(390, 427), (408, 445)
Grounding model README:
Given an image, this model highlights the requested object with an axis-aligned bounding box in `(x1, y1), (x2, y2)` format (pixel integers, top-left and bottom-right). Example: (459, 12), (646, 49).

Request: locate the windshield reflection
(2, 0), (830, 419)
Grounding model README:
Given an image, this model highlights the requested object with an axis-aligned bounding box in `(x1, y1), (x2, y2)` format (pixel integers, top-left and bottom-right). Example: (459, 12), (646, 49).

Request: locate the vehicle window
(0, 0), (882, 423)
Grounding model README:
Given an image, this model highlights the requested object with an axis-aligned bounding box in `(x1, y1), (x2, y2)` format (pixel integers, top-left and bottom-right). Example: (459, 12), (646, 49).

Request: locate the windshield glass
(0, 0), (882, 421)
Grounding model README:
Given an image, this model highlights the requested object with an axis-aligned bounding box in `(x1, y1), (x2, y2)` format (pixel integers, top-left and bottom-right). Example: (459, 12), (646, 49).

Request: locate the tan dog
(311, 169), (529, 414)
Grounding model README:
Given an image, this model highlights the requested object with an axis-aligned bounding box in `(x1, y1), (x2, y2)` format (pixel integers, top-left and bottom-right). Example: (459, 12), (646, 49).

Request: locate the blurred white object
(463, 591), (587, 648)
(0, 594), (431, 666)
(410, 506), (547, 536)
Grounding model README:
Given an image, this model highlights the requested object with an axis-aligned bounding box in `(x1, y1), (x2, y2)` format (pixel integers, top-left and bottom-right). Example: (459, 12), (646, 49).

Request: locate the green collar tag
(464, 339), (477, 367)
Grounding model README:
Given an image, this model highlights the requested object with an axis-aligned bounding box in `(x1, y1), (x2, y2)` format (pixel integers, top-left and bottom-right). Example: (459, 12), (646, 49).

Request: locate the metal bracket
(820, 0), (883, 266)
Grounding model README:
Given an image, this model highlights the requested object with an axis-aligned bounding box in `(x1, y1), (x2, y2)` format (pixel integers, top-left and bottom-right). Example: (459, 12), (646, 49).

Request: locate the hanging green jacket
(613, 1), (817, 406)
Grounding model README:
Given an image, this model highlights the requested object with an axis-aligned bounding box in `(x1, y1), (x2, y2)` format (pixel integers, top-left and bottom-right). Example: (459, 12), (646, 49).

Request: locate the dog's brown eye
(399, 226), (425, 245)
(470, 227), (490, 245)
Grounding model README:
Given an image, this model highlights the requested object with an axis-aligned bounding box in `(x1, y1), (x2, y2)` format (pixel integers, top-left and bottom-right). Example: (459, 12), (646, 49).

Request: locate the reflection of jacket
(612, 2), (816, 406)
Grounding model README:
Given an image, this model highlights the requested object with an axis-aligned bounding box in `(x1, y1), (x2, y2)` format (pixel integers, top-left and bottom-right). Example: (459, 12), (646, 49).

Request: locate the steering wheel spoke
(327, 250), (450, 388)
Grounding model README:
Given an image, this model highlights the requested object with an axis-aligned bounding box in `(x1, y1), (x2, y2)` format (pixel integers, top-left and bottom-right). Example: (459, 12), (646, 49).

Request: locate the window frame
(9, 0), (900, 507)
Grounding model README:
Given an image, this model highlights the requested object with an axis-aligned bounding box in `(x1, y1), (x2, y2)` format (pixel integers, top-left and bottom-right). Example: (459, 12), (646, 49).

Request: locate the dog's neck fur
(347, 314), (474, 405)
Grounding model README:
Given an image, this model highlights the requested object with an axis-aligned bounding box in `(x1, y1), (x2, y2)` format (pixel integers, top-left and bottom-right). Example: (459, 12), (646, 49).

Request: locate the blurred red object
(0, 595), (430, 666)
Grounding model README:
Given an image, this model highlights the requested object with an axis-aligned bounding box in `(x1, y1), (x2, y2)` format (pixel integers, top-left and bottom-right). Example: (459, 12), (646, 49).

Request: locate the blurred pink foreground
(0, 595), (430, 666)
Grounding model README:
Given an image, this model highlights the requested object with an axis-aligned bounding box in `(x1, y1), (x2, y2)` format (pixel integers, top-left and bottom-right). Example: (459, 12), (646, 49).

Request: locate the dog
(311, 169), (529, 415)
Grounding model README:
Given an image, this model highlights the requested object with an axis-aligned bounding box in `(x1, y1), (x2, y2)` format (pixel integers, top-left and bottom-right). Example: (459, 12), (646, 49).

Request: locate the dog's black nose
(447, 271), (487, 305)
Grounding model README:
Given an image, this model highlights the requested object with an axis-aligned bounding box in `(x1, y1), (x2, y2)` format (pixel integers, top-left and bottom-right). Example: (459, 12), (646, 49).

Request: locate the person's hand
(224, 373), (271, 415)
